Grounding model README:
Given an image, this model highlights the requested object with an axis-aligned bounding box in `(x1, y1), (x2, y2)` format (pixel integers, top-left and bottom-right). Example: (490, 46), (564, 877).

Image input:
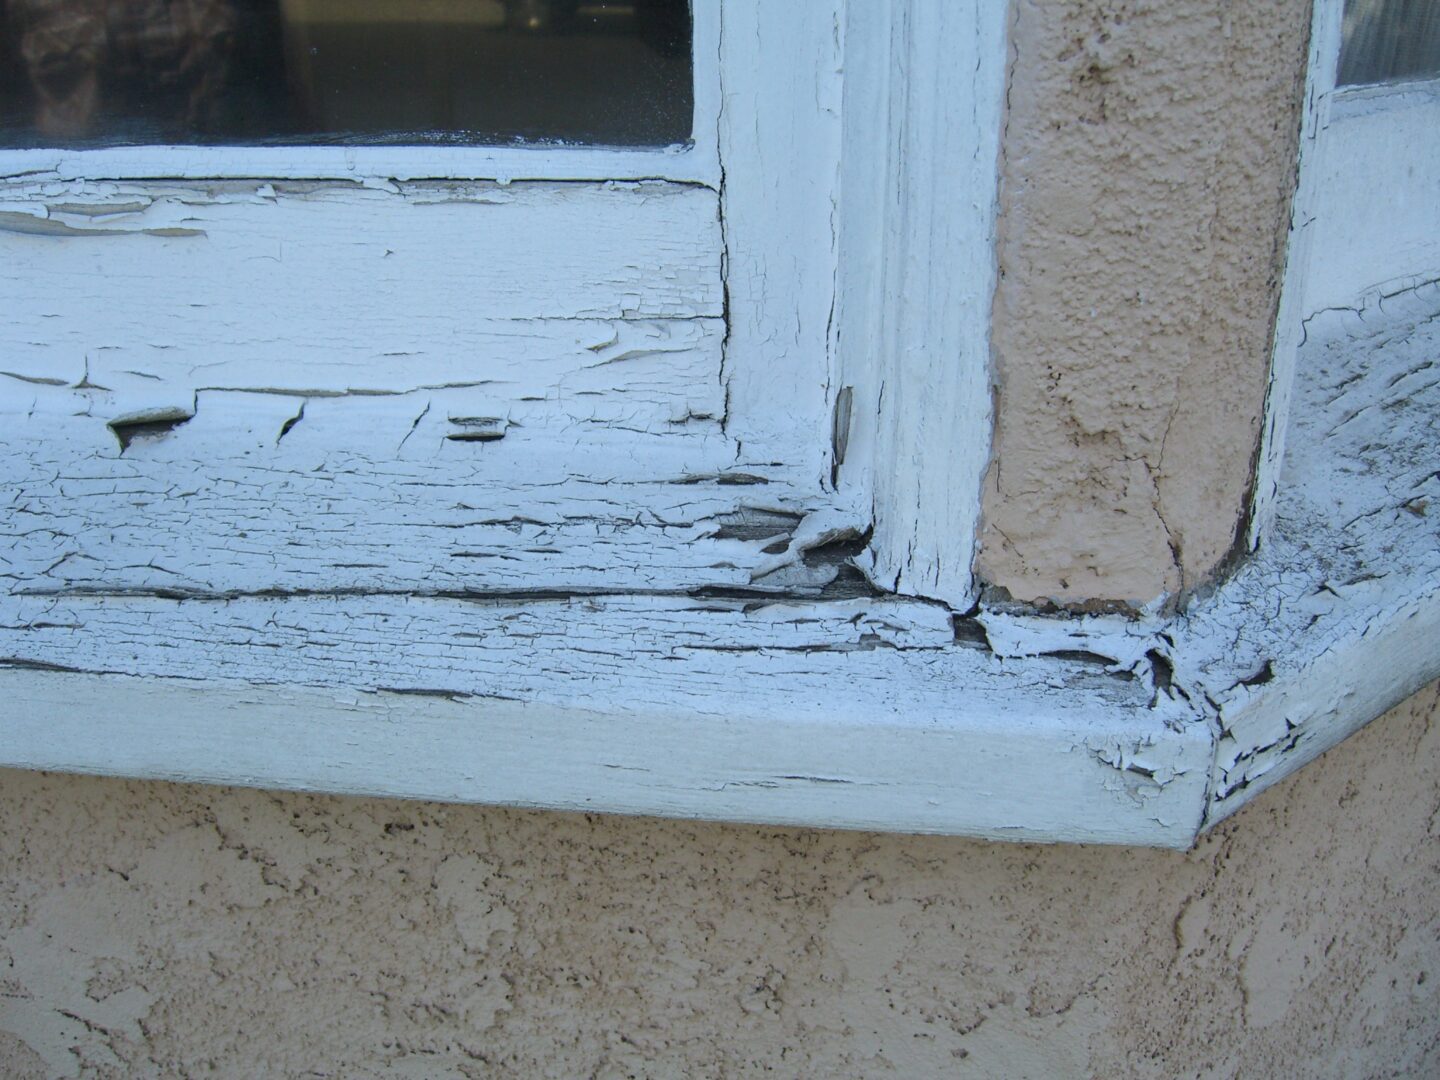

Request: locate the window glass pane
(0, 0), (692, 147)
(1338, 0), (1440, 86)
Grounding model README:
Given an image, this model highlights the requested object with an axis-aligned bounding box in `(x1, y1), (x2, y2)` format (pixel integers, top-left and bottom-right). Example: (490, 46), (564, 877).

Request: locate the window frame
(3, 0), (1437, 849)
(0, 0), (857, 601)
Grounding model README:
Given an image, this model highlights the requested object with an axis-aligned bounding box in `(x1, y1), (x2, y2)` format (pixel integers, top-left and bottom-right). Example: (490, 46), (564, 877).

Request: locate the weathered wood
(3, 313), (725, 407)
(0, 0), (859, 597)
(1297, 84), (1440, 318)
(0, 179), (722, 325)
(2, 0), (1433, 847)
(1250, 0), (1440, 544)
(0, 592), (1208, 846)
(715, 0), (846, 478)
(1, 376), (851, 595)
(1181, 282), (1440, 824)
(1228, 0), (1440, 819)
(836, 0), (1008, 607)
(0, 175), (797, 595)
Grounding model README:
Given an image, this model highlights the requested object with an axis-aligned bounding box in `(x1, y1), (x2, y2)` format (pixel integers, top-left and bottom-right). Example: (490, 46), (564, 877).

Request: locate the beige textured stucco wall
(977, 0), (1312, 608)
(2, 681), (1436, 1077)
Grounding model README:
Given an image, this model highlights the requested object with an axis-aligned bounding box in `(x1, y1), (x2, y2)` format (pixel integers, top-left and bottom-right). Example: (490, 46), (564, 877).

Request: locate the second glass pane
(1338, 0), (1440, 86)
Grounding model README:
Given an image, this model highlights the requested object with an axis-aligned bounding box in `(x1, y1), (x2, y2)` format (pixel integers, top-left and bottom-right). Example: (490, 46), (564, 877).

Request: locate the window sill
(5, 280), (1436, 849)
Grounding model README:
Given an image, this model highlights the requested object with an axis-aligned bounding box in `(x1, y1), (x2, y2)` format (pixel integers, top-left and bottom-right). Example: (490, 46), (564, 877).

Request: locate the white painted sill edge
(4, 280), (1435, 850)
(3, 557), (1431, 852)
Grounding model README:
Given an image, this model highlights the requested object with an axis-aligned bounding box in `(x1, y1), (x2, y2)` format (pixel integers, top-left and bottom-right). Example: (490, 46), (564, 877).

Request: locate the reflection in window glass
(1338, 0), (1440, 86)
(0, 0), (692, 147)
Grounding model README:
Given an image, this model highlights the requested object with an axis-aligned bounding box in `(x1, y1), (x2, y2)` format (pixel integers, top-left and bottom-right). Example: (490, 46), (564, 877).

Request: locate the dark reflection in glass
(0, 0), (692, 147)
(1339, 0), (1440, 86)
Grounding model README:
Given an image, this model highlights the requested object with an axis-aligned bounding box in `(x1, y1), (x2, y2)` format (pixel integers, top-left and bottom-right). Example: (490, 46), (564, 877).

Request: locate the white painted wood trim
(1, 667), (1209, 846)
(713, 0), (848, 479)
(0, 144), (718, 185)
(0, 0), (855, 600)
(1204, 585), (1440, 828)
(1191, 280), (1440, 827)
(1297, 79), (1440, 315)
(5, 265), (1432, 847)
(3, 0), (1436, 849)
(837, 0), (1008, 609)
(1250, 0), (1440, 546)
(1235, 1), (1440, 828)
(1249, 0), (1342, 548)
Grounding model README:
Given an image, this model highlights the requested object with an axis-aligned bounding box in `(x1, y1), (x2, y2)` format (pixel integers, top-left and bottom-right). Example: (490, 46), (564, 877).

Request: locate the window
(0, 0), (804, 605)
(1260, 0), (1440, 338)
(2, 0), (1436, 849)
(1337, 0), (1440, 87)
(0, 0), (695, 148)
(1233, 0), (1440, 820)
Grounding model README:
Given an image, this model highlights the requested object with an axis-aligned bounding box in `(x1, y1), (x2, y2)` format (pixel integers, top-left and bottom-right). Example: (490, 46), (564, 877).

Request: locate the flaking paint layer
(978, 0), (1311, 607)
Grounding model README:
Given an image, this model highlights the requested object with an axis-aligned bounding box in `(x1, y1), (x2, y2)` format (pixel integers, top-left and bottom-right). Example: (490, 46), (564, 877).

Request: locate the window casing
(1, 0), (1436, 849)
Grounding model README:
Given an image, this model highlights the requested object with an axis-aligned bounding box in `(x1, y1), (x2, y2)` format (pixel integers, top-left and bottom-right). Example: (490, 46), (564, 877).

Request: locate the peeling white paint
(1181, 282), (1440, 823)
(0, 595), (1209, 845)
(0, 0), (852, 599)
(0, 0), (1434, 846)
(837, 0), (1009, 609)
